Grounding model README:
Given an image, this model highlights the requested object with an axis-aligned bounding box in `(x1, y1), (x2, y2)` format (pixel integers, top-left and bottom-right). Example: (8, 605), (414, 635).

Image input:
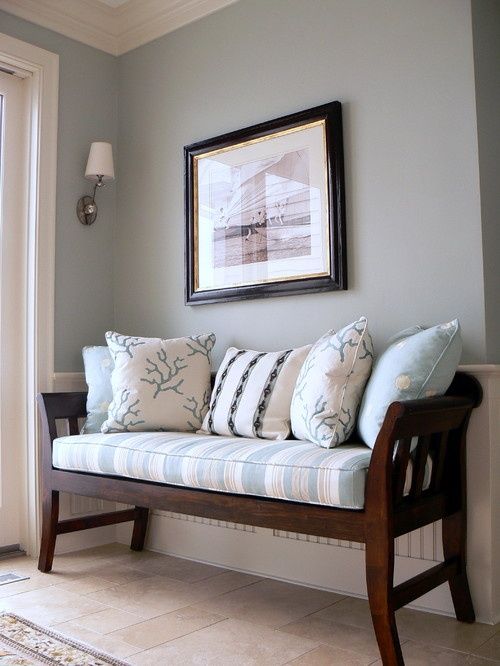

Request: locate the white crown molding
(0, 0), (119, 54)
(0, 0), (239, 55)
(114, 0), (239, 54)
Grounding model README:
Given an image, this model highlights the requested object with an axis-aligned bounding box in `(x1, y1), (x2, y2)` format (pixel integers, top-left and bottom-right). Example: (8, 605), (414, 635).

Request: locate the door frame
(0, 32), (58, 555)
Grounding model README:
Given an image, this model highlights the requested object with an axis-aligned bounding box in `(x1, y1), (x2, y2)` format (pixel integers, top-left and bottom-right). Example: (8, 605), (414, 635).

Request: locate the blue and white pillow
(102, 331), (215, 433)
(358, 319), (462, 448)
(290, 317), (374, 448)
(81, 346), (114, 434)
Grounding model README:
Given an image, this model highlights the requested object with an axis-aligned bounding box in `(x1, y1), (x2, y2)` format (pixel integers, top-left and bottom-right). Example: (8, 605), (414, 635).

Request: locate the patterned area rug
(0, 614), (129, 665)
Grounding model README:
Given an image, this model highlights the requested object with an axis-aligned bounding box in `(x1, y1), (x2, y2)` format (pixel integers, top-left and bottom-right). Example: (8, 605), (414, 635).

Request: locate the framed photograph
(185, 101), (346, 305)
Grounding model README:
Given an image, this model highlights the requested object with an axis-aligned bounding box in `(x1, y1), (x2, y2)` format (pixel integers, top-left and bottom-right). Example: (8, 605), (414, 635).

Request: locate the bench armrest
(37, 392), (88, 437)
(365, 371), (481, 531)
(37, 392), (88, 476)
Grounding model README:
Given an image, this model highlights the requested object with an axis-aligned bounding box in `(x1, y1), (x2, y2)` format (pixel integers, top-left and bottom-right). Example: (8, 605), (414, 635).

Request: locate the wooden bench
(36, 371), (482, 666)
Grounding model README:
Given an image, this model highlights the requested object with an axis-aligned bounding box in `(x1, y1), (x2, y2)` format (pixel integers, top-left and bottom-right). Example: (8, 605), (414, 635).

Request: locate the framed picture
(184, 101), (346, 305)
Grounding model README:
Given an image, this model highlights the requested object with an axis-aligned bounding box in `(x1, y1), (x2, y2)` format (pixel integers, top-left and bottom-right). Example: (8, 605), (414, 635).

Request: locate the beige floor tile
(109, 548), (169, 568)
(473, 630), (500, 660)
(68, 607), (145, 634)
(0, 586), (109, 625)
(155, 557), (228, 583)
(55, 620), (141, 659)
(0, 555), (87, 584)
(50, 548), (115, 570)
(86, 575), (199, 617)
(319, 599), (499, 657)
(0, 572), (54, 598)
(112, 548), (227, 582)
(79, 543), (132, 558)
(47, 560), (101, 575)
(312, 595), (373, 630)
(112, 605), (224, 648)
(57, 543), (129, 562)
(286, 643), (377, 665)
(0, 556), (37, 573)
(195, 578), (343, 628)
(36, 568), (91, 584)
(67, 560), (154, 585)
(87, 570), (261, 619)
(395, 607), (498, 652)
(55, 574), (119, 594)
(44, 546), (126, 575)
(186, 570), (262, 601)
(127, 617), (319, 666)
(371, 640), (500, 665)
(279, 615), (381, 659)
(3, 546), (496, 666)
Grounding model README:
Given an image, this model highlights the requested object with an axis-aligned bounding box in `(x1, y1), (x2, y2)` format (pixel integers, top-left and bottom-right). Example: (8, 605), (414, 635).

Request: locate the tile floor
(0, 543), (498, 665)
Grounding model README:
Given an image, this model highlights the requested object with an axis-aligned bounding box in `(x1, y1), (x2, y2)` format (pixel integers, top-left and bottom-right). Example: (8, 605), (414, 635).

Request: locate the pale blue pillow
(358, 320), (462, 448)
(81, 346), (114, 434)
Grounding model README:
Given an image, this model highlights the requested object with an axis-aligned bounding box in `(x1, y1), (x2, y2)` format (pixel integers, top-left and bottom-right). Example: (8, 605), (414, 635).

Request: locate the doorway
(0, 32), (58, 557)
(0, 70), (29, 552)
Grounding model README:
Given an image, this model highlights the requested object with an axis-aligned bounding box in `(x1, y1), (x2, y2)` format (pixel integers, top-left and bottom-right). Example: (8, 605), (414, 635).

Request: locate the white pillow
(102, 331), (215, 433)
(290, 317), (374, 448)
(200, 345), (311, 440)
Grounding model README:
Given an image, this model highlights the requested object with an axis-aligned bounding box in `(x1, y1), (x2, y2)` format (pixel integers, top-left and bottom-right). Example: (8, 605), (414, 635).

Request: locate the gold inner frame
(193, 119), (331, 292)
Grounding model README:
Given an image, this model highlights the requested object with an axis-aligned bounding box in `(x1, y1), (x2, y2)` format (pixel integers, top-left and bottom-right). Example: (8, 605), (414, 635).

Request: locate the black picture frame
(185, 101), (347, 305)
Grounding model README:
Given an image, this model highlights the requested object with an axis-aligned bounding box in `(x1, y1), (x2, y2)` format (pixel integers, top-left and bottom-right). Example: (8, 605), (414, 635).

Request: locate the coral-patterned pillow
(102, 331), (215, 433)
(290, 317), (374, 448)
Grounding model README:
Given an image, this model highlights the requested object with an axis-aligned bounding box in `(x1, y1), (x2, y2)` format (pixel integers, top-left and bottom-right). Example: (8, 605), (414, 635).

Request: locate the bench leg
(442, 511), (475, 623)
(366, 536), (404, 666)
(38, 490), (59, 573)
(130, 507), (149, 551)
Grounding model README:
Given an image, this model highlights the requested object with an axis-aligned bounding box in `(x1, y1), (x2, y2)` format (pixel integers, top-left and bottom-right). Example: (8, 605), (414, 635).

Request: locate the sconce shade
(85, 141), (114, 181)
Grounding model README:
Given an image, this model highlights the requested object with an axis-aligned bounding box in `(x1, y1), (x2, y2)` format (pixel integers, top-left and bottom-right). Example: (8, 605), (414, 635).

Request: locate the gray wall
(1, 0), (494, 370)
(0, 11), (117, 372)
(116, 0), (486, 365)
(472, 0), (500, 363)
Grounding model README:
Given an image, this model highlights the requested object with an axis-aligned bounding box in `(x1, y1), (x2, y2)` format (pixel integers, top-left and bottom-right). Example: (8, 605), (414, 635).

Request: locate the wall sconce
(76, 141), (114, 225)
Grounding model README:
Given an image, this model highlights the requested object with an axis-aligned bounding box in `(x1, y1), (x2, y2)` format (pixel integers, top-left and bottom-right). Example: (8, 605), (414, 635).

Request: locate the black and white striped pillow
(200, 345), (310, 440)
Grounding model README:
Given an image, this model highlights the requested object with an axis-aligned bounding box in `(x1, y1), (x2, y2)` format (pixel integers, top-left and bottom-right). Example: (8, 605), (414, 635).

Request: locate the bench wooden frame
(36, 371), (481, 666)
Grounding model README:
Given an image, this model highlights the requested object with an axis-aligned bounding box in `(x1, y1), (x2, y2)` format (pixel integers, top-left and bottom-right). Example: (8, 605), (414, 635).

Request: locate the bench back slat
(393, 437), (412, 502)
(409, 434), (431, 499)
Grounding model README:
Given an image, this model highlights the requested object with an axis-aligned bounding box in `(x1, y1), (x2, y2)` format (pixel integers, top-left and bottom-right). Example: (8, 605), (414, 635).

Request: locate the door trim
(0, 32), (58, 555)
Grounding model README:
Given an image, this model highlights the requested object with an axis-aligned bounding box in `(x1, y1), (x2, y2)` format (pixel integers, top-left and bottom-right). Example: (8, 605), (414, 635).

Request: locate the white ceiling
(0, 0), (239, 55)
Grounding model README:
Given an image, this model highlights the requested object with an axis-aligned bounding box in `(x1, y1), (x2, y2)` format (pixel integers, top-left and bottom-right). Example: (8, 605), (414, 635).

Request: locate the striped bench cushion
(52, 432), (428, 510)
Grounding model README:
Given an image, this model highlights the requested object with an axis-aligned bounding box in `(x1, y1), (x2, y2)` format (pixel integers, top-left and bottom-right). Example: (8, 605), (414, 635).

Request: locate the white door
(0, 70), (29, 551)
